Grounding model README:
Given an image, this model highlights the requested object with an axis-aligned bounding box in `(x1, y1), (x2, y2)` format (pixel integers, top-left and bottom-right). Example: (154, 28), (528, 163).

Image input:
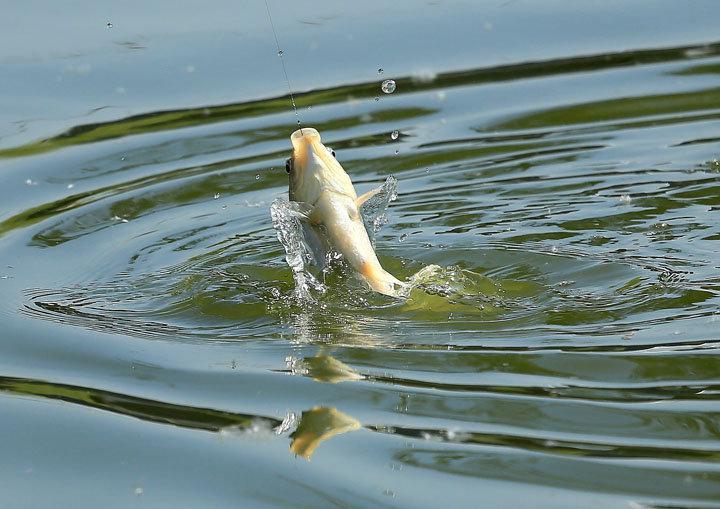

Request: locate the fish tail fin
(361, 263), (407, 298)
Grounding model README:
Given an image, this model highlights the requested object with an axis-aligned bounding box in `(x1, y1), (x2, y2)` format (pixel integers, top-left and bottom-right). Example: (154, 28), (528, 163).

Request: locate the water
(1, 1), (720, 507)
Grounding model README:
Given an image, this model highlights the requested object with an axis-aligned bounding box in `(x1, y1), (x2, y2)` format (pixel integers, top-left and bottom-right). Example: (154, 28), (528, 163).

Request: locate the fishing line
(264, 0), (303, 132)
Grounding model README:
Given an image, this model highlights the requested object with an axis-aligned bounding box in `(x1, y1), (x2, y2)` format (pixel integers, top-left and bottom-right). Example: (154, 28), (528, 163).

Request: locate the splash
(359, 175), (398, 245)
(270, 199), (326, 302)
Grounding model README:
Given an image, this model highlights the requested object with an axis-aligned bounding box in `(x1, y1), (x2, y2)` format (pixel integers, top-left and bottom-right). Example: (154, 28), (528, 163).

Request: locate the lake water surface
(2, 1), (720, 507)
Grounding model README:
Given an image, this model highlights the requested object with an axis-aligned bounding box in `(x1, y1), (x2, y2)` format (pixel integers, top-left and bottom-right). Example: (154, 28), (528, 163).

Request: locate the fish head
(287, 127), (355, 203)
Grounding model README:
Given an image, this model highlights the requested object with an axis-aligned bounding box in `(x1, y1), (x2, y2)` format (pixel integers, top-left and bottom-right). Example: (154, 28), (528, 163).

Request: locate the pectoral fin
(355, 187), (382, 209)
(290, 201), (322, 225)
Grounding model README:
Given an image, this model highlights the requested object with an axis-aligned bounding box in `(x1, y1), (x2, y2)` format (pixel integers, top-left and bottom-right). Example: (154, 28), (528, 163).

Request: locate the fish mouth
(290, 127), (322, 167)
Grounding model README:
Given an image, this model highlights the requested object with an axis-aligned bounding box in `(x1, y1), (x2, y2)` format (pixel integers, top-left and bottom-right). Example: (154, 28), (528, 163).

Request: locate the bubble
(134, 487), (143, 496)
(120, 156), (126, 161)
(374, 97), (380, 102)
(390, 130), (399, 140)
(399, 233), (408, 242)
(255, 174), (260, 180)
(394, 149), (399, 155)
(381, 79), (396, 94)
(377, 68), (384, 74)
(277, 50), (284, 56)
(106, 21), (113, 29)
(66, 183), (75, 189)
(213, 192), (220, 199)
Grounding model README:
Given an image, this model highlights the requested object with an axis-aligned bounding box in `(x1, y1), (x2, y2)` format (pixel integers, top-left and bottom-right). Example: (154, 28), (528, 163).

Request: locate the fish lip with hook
(285, 127), (407, 297)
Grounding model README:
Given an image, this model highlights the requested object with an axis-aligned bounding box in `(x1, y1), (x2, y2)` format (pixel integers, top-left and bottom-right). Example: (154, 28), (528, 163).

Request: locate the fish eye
(285, 158), (292, 174)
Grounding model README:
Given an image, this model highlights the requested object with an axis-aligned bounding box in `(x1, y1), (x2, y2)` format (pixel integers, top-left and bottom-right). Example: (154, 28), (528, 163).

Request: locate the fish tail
(361, 262), (407, 297)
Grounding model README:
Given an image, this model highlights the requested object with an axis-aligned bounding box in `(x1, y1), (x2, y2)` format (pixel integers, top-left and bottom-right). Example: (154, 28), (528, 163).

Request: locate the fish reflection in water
(0, 374), (362, 460)
(290, 407), (361, 460)
(287, 354), (364, 384)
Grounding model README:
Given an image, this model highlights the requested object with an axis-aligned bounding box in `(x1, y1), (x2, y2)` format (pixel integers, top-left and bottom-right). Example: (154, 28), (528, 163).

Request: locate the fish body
(287, 127), (405, 297)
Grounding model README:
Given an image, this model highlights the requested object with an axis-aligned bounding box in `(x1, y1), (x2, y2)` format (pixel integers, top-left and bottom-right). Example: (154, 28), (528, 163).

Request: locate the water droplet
(277, 50), (284, 56)
(425, 168), (430, 173)
(394, 149), (399, 155)
(66, 183), (74, 189)
(134, 487), (143, 496)
(213, 192), (220, 199)
(390, 130), (399, 140)
(399, 233), (408, 242)
(377, 68), (384, 74)
(120, 156), (126, 161)
(25, 178), (35, 186)
(374, 97), (380, 102)
(255, 174), (260, 180)
(381, 79), (396, 94)
(106, 21), (113, 29)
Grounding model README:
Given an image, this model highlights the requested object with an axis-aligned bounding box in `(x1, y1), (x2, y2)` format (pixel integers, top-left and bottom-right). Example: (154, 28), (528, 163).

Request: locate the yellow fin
(355, 187), (382, 208)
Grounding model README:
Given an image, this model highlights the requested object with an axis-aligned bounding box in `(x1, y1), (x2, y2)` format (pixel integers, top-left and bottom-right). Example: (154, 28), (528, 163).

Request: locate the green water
(1, 1), (720, 507)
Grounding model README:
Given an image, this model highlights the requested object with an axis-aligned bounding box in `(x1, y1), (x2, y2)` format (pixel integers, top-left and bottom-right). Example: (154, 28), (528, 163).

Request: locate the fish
(285, 127), (406, 297)
(290, 406), (361, 460)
